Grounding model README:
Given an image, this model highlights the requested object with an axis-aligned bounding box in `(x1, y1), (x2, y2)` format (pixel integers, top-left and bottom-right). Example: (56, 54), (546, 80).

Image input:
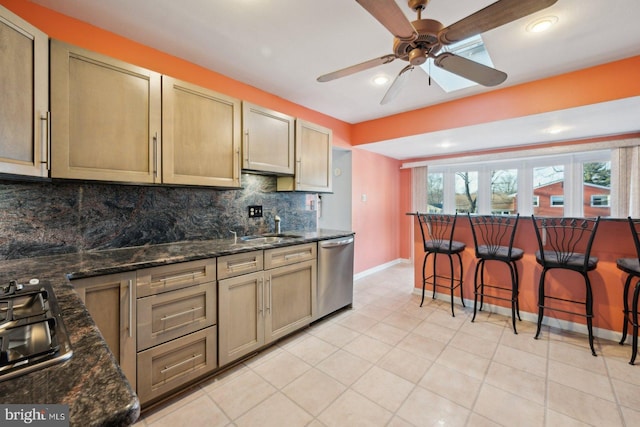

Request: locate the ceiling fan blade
(439, 0), (558, 45)
(381, 64), (414, 105)
(317, 54), (397, 82)
(433, 52), (507, 86)
(356, 0), (418, 42)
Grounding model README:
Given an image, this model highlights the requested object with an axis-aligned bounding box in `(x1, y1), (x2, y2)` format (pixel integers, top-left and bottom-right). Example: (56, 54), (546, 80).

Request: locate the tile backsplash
(0, 174), (316, 260)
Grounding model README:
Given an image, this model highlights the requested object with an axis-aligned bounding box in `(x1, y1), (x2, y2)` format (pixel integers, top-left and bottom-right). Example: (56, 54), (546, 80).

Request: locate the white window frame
(422, 150), (611, 216)
(532, 196), (540, 207)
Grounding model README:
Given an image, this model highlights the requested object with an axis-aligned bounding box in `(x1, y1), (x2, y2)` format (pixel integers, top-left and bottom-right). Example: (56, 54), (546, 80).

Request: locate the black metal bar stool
(468, 214), (524, 334)
(416, 212), (466, 317)
(531, 216), (600, 356)
(617, 217), (640, 364)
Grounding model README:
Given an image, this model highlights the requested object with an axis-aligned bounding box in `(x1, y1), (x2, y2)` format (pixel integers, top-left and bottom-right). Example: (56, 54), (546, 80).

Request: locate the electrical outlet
(248, 205), (263, 218)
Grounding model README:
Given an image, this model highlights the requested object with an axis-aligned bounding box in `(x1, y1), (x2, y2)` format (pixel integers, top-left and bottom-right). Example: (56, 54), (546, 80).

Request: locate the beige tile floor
(134, 263), (640, 426)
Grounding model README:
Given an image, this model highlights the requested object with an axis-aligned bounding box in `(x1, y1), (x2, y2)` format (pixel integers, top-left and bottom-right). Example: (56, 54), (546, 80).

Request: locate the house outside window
(532, 196), (540, 207)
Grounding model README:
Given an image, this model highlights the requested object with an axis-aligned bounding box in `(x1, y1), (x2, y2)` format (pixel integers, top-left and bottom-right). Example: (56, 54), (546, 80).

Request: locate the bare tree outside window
(455, 171), (478, 213)
(491, 169), (517, 214)
(427, 172), (444, 212)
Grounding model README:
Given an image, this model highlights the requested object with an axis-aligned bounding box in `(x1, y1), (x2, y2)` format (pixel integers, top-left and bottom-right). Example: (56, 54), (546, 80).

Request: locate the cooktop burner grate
(0, 281), (72, 381)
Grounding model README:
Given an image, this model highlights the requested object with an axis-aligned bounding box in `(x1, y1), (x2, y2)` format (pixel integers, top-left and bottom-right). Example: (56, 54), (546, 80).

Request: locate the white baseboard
(412, 288), (623, 343)
(354, 258), (411, 281)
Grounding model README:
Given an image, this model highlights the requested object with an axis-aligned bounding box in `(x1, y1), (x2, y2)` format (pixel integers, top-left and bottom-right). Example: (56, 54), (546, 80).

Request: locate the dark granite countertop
(0, 229), (353, 426)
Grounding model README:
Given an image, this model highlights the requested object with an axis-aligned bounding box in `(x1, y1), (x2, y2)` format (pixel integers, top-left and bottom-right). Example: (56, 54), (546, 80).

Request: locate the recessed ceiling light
(545, 126), (567, 134)
(372, 75), (390, 86)
(526, 16), (558, 33)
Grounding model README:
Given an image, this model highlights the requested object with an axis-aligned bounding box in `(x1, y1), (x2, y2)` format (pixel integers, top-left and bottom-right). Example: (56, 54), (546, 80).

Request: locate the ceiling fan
(317, 0), (558, 104)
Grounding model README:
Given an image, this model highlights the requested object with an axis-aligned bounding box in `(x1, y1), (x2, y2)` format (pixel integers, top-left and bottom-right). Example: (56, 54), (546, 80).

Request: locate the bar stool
(531, 216), (600, 356)
(617, 217), (640, 364)
(416, 212), (465, 317)
(468, 214), (523, 334)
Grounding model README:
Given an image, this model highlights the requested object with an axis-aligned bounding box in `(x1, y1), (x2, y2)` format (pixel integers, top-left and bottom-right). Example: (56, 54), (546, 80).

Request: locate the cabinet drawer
(137, 258), (216, 298)
(264, 243), (317, 269)
(137, 283), (216, 351)
(137, 326), (217, 405)
(217, 251), (263, 280)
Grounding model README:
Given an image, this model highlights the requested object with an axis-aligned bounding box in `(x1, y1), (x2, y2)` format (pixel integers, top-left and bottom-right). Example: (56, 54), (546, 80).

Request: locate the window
(421, 149), (613, 217)
(455, 171), (478, 213)
(491, 169), (517, 214)
(550, 195), (564, 206)
(427, 172), (444, 212)
(583, 161), (611, 216)
(591, 195), (610, 207)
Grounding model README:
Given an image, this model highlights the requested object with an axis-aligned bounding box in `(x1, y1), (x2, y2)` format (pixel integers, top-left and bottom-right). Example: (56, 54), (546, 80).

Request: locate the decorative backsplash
(0, 174), (317, 260)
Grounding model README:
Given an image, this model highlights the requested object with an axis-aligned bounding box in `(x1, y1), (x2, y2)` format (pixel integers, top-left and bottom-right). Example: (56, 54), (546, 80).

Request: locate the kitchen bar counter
(0, 229), (353, 426)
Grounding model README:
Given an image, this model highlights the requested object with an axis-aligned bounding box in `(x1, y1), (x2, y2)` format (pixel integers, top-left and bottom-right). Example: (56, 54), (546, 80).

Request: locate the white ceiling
(31, 0), (640, 159)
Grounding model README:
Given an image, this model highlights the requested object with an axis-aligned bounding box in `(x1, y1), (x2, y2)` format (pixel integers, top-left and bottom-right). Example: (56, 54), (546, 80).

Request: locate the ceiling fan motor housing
(393, 18), (443, 64)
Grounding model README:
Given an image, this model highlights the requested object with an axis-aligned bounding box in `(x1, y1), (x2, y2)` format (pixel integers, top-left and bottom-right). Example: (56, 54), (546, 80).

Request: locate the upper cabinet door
(50, 40), (161, 184)
(162, 77), (241, 187)
(242, 102), (295, 175)
(0, 6), (48, 178)
(278, 119), (333, 192)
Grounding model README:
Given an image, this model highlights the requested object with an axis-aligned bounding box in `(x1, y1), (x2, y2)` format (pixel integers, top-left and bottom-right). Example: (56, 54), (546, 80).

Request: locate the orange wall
(351, 149), (402, 272)
(352, 55), (640, 145)
(1, 0), (405, 275)
(413, 216), (634, 334)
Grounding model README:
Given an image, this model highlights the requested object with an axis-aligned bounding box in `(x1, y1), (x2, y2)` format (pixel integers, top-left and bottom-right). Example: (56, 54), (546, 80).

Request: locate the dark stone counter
(0, 229), (353, 426)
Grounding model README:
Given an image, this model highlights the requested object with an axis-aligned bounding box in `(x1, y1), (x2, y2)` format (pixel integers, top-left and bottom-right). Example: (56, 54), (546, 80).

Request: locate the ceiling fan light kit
(318, 0), (558, 104)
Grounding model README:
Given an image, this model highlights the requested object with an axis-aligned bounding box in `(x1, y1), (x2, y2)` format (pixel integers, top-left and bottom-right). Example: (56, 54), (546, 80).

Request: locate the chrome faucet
(274, 215), (281, 234)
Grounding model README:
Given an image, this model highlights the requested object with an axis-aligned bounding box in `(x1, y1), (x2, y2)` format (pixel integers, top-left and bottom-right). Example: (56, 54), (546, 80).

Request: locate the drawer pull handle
(161, 307), (201, 321)
(128, 279), (133, 337)
(227, 260), (257, 271)
(162, 272), (199, 282)
(151, 272), (201, 287)
(284, 252), (306, 260)
(160, 353), (203, 374)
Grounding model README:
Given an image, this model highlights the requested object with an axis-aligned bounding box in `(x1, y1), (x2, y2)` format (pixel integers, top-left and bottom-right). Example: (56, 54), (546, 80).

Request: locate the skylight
(420, 35), (495, 92)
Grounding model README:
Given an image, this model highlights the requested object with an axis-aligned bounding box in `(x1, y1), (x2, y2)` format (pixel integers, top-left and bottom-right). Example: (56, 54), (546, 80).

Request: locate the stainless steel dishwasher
(317, 235), (355, 319)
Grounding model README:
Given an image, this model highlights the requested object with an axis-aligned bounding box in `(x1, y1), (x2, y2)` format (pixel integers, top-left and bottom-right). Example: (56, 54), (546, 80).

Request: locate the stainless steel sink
(261, 233), (302, 239)
(239, 233), (302, 244)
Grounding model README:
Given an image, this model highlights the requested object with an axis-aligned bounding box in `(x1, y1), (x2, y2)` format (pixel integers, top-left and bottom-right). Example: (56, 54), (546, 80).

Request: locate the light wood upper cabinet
(242, 102), (295, 175)
(163, 77), (241, 187)
(50, 40), (161, 184)
(278, 119), (332, 192)
(0, 6), (49, 178)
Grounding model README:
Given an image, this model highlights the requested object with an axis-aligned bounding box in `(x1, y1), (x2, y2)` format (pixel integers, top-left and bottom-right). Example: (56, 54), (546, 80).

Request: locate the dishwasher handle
(320, 237), (354, 248)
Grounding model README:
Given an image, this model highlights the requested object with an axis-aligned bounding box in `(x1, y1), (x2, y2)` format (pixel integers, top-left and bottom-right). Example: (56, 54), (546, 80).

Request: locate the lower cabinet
(137, 326), (217, 404)
(73, 271), (137, 390)
(135, 259), (217, 405)
(218, 243), (317, 366)
(72, 258), (218, 406)
(73, 242), (321, 405)
(217, 271), (265, 366)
